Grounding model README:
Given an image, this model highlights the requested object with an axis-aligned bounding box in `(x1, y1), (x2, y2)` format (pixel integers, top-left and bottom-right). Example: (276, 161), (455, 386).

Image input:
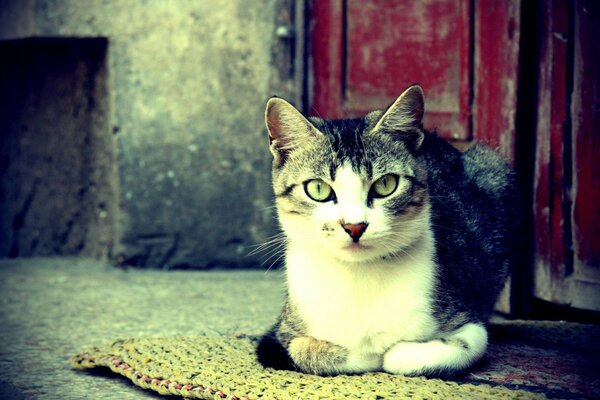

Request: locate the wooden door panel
(532, 0), (570, 306)
(472, 0), (521, 159)
(568, 0), (600, 310)
(345, 0), (471, 139)
(310, 0), (472, 140)
(533, 0), (600, 311)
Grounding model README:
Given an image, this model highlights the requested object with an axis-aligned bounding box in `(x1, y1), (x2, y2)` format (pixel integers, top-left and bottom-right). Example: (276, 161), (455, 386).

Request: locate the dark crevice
(561, 1), (575, 278)
(511, 0), (540, 316)
(467, 0), (475, 140)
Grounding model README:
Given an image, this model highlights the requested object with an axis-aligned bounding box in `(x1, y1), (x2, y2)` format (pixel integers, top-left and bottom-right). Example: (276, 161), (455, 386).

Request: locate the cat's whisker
(248, 235), (284, 247)
(260, 247), (285, 265)
(247, 237), (285, 254)
(428, 223), (462, 233)
(247, 243), (283, 258)
(264, 252), (286, 274)
(256, 247), (286, 272)
(259, 243), (287, 273)
(309, 106), (325, 120)
(246, 234), (287, 257)
(380, 240), (421, 264)
(246, 234), (285, 251)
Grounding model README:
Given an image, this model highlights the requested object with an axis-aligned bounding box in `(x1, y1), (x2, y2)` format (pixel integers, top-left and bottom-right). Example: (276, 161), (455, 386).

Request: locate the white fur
(280, 163), (442, 373)
(285, 234), (438, 373)
(383, 323), (488, 375)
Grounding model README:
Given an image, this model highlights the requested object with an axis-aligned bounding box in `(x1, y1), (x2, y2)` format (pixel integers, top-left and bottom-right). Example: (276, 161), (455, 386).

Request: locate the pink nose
(341, 222), (368, 242)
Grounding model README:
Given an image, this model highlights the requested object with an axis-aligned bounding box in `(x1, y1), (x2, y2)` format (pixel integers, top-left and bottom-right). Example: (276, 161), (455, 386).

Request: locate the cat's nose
(341, 222), (368, 242)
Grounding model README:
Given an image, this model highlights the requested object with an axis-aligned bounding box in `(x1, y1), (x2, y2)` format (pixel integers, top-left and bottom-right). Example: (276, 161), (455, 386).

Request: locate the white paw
(383, 341), (449, 375)
(342, 351), (382, 373)
(382, 324), (488, 376)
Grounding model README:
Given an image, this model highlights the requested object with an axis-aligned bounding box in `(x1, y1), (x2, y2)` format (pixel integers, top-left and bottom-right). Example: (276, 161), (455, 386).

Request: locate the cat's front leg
(288, 336), (349, 376)
(383, 323), (487, 377)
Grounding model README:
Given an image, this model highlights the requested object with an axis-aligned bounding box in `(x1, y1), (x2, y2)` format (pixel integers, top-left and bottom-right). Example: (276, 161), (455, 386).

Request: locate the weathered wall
(0, 0), (291, 268)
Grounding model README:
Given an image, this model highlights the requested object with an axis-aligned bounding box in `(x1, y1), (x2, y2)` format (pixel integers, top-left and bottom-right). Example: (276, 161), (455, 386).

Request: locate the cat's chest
(286, 239), (438, 352)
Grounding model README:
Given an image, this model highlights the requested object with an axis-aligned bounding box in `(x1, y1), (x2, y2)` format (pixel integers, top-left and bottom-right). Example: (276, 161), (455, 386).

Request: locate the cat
(256, 85), (519, 378)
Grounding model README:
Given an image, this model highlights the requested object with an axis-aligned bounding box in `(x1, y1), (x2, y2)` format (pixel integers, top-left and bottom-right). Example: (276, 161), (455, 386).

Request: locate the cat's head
(265, 85), (430, 263)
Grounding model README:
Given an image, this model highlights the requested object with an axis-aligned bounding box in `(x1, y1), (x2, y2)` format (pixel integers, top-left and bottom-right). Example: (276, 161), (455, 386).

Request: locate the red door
(308, 0), (520, 159)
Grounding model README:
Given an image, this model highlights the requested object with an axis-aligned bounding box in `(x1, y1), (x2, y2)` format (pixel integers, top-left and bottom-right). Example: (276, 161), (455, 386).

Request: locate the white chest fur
(285, 230), (438, 355)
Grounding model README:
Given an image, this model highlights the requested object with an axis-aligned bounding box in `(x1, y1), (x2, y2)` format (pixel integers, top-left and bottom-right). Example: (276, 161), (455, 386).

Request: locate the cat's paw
(343, 351), (383, 373)
(383, 340), (449, 376)
(383, 324), (487, 377)
(288, 336), (348, 375)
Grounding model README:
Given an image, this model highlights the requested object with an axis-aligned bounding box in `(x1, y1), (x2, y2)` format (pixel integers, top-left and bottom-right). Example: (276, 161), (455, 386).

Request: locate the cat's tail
(256, 329), (296, 371)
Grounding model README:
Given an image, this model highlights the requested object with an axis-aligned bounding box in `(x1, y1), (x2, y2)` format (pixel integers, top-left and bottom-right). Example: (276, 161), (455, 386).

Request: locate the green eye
(371, 174), (399, 198)
(304, 179), (334, 202)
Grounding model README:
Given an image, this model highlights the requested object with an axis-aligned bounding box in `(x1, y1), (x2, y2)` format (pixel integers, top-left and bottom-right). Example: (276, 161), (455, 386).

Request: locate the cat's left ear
(372, 85), (425, 151)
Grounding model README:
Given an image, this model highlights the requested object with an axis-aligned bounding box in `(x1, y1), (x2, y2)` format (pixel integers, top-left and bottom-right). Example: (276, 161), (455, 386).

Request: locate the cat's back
(421, 134), (518, 323)
(462, 143), (515, 199)
(421, 133), (517, 215)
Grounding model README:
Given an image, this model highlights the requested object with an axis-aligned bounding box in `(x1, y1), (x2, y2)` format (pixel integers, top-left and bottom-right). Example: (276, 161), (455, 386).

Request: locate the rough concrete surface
(0, 0), (287, 268)
(0, 257), (284, 399)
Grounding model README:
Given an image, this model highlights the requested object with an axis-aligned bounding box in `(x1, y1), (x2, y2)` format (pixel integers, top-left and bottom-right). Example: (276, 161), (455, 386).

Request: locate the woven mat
(70, 320), (600, 400)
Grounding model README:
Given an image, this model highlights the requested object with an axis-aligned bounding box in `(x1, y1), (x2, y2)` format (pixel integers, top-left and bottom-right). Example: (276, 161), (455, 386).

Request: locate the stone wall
(0, 0), (293, 268)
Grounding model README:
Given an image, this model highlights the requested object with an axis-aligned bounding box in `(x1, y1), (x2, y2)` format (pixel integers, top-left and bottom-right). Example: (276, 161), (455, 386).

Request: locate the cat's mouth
(344, 242), (371, 252)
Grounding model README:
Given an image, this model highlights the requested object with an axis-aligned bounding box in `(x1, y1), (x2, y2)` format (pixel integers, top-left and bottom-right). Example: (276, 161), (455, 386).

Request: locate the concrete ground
(0, 258), (285, 399)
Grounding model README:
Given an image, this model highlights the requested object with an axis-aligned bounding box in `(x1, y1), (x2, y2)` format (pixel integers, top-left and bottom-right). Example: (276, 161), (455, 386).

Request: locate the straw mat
(71, 320), (600, 399)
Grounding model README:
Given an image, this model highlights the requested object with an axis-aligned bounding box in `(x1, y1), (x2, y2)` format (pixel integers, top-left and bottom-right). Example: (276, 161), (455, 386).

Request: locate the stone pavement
(0, 258), (284, 399)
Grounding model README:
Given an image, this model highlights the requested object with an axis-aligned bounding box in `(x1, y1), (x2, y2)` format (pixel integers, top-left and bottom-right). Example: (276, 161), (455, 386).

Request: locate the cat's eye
(304, 179), (334, 202)
(371, 174), (399, 198)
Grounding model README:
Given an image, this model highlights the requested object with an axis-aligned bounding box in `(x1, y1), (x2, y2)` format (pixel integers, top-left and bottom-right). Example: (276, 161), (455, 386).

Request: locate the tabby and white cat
(256, 85), (518, 377)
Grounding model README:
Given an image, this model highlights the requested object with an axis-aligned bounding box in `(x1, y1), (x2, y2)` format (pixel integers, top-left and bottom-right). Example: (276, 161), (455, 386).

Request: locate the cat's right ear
(265, 97), (316, 164)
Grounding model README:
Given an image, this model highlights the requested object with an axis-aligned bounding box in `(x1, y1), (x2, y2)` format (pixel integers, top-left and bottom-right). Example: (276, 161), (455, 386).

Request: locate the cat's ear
(265, 97), (317, 164)
(372, 85), (425, 151)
